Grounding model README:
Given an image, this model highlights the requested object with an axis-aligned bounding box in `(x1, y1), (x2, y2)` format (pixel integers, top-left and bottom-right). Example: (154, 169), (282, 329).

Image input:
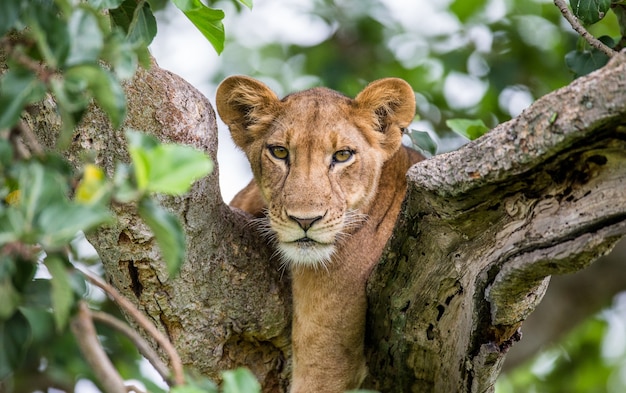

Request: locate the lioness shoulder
(216, 76), (423, 393)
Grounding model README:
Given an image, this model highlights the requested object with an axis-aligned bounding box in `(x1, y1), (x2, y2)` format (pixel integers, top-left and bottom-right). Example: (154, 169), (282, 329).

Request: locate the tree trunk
(25, 53), (626, 392)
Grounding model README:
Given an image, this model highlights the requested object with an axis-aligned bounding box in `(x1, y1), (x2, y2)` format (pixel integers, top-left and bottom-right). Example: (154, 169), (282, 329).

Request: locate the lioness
(216, 76), (423, 392)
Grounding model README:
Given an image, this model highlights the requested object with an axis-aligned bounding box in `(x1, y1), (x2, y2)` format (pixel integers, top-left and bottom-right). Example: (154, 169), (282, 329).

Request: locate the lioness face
(216, 77), (415, 268)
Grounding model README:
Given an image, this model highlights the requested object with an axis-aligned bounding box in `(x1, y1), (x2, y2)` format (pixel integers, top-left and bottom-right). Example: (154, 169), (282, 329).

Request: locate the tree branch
(366, 52), (626, 392)
(554, 0), (616, 57)
(71, 301), (127, 393)
(79, 267), (185, 386)
(91, 310), (171, 385)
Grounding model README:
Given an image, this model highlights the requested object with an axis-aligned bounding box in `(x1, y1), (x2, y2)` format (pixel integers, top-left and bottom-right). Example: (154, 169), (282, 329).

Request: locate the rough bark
(366, 53), (626, 392)
(23, 53), (626, 392)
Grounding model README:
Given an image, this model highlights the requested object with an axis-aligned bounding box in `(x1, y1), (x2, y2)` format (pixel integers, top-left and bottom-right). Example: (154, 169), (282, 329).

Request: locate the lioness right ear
(354, 78), (416, 158)
(216, 76), (279, 150)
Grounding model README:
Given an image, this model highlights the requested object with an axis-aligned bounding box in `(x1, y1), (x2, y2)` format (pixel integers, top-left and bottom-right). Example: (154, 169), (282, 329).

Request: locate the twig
(71, 301), (127, 393)
(125, 383), (147, 393)
(91, 311), (172, 385)
(554, 0), (616, 57)
(78, 267), (186, 386)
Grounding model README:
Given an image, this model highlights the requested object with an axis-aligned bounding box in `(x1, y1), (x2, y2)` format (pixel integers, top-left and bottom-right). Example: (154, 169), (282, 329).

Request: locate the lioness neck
(289, 146), (420, 393)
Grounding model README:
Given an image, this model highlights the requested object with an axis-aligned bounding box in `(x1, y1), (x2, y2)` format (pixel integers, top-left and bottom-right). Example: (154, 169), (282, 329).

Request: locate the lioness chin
(216, 76), (424, 393)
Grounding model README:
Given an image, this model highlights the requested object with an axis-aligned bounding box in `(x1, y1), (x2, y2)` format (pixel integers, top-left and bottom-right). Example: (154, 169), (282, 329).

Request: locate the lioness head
(216, 76), (415, 268)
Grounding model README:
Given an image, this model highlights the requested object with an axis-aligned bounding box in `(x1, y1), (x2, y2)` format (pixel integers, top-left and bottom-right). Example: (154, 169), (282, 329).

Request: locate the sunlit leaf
(75, 164), (111, 205)
(138, 198), (185, 276)
(222, 368), (261, 393)
(171, 0), (225, 54)
(569, 0), (611, 25)
(236, 0), (253, 9)
(126, 130), (213, 195)
(446, 118), (490, 140)
(45, 255), (75, 331)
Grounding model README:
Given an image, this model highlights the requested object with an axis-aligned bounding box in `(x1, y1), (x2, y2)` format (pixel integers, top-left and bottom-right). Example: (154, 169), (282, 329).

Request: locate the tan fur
(216, 76), (423, 392)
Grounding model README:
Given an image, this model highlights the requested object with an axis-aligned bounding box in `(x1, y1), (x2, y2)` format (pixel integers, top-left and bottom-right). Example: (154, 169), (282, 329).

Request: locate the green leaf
(409, 129), (437, 156)
(171, 0), (226, 54)
(0, 310), (31, 379)
(222, 368), (261, 393)
(0, 278), (20, 320)
(38, 203), (112, 248)
(24, 0), (70, 68)
(45, 255), (75, 331)
(22, 279), (53, 309)
(65, 65), (127, 128)
(138, 198), (185, 276)
(126, 130), (213, 195)
(0, 138), (13, 168)
(102, 29), (139, 80)
(65, 8), (104, 66)
(450, 0), (487, 22)
(564, 37), (613, 77)
(128, 1), (158, 46)
(0, 69), (46, 130)
(88, 0), (126, 10)
(446, 118), (490, 140)
(110, 0), (157, 46)
(569, 0), (611, 25)
(20, 307), (55, 344)
(236, 0), (253, 9)
(171, 387), (209, 393)
(0, 0), (20, 36)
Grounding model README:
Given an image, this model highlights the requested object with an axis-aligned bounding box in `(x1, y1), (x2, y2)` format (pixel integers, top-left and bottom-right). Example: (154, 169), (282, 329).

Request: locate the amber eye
(332, 150), (353, 163)
(269, 146), (289, 160)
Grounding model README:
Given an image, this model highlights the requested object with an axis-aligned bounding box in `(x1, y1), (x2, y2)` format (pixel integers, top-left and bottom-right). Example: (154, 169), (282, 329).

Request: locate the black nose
(289, 215), (323, 231)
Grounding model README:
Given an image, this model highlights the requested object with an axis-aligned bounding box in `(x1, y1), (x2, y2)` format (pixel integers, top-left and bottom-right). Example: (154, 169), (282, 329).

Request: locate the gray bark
(26, 53), (626, 392)
(366, 52), (626, 392)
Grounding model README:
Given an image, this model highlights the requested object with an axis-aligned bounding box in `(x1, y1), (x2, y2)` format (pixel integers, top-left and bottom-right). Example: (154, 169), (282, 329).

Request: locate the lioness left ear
(354, 78), (416, 158)
(216, 76), (279, 151)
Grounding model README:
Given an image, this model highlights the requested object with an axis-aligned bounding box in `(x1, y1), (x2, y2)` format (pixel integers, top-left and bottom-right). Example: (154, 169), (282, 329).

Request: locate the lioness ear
(216, 76), (279, 150)
(354, 78), (416, 157)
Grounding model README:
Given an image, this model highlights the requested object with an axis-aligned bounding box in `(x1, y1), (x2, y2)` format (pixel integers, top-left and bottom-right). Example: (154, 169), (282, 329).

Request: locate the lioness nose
(289, 215), (323, 231)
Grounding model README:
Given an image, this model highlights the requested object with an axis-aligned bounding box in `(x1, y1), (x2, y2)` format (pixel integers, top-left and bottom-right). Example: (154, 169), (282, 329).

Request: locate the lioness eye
(269, 146), (289, 160)
(332, 150), (353, 163)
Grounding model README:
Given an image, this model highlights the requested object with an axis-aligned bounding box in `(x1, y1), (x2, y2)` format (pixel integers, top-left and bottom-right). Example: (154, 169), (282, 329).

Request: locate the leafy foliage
(1, 0), (218, 390)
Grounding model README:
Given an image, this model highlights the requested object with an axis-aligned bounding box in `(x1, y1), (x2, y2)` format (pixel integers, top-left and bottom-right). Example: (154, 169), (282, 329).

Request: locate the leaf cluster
(1, 0), (220, 391)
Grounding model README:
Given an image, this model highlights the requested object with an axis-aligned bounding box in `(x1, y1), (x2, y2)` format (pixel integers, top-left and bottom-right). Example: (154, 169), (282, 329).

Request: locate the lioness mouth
(295, 237), (315, 244)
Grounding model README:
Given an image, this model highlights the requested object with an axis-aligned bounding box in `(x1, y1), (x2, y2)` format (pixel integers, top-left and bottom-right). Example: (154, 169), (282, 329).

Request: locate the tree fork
(18, 52), (626, 392)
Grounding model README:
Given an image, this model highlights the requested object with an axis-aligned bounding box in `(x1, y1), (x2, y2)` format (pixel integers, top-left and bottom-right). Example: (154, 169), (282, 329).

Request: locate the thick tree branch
(80, 267), (185, 386)
(91, 310), (171, 384)
(366, 53), (626, 392)
(71, 301), (127, 393)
